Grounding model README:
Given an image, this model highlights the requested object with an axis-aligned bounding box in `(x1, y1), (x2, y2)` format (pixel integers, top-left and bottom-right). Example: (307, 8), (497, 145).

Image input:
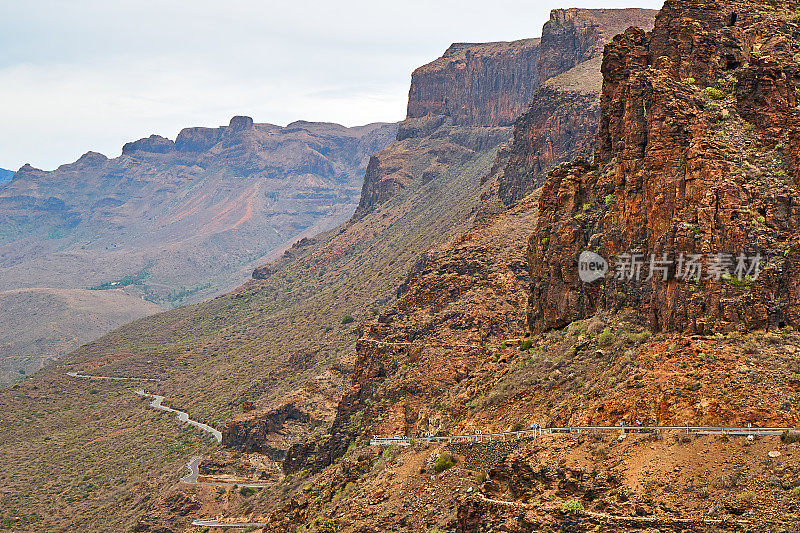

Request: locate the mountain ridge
(0, 117), (397, 306)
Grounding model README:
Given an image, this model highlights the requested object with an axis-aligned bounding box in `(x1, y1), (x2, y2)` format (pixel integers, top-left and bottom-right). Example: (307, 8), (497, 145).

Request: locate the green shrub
(562, 499), (585, 513)
(518, 339), (533, 351)
(597, 327), (615, 346)
(628, 330), (651, 345)
(683, 77), (696, 85)
(475, 472), (487, 484)
(793, 486), (800, 498)
(434, 453), (455, 473)
(511, 421), (525, 432)
(605, 194), (615, 206)
(382, 444), (397, 459)
(341, 315), (354, 324)
(239, 486), (258, 497)
(792, 13), (800, 23)
(317, 519), (338, 533)
(704, 87), (727, 100)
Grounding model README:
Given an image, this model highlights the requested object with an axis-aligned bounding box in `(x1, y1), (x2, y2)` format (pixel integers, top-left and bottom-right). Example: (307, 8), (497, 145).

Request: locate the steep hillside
(0, 288), (161, 387)
(0, 118), (397, 306)
(0, 33), (537, 531)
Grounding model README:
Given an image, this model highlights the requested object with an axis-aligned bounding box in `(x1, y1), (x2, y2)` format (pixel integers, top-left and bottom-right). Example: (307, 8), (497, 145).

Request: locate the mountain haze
(0, 168), (12, 186)
(0, 118), (397, 306)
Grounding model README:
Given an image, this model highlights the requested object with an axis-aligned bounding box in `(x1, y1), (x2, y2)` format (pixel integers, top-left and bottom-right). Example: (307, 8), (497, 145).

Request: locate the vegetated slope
(0, 34), (540, 531)
(0, 118), (397, 306)
(0, 168), (12, 186)
(254, 2), (800, 531)
(0, 288), (162, 387)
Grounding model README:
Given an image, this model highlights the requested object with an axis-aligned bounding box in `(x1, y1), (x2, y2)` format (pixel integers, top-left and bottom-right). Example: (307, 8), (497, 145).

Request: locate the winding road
(135, 390), (222, 442)
(191, 519), (267, 529)
(66, 371), (159, 382)
(66, 371), (221, 442)
(181, 455), (269, 488)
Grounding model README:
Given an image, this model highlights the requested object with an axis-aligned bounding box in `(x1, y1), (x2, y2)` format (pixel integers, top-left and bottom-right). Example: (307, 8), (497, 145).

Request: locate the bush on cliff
(704, 87), (727, 100)
(434, 453), (455, 473)
(598, 327), (615, 346)
(562, 499), (584, 513)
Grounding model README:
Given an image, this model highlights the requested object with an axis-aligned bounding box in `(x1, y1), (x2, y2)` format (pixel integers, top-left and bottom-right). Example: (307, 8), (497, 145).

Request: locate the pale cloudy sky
(0, 0), (663, 171)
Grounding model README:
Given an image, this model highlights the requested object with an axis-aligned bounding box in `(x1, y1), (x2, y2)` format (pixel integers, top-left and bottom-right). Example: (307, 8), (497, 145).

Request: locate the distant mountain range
(0, 118), (397, 306)
(0, 168), (13, 186)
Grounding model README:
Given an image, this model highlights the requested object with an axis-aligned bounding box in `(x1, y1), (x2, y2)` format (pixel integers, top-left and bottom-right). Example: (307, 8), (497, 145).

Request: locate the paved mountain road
(135, 390), (222, 442)
(66, 371), (221, 441)
(191, 519), (267, 529)
(66, 371), (159, 382)
(181, 455), (269, 488)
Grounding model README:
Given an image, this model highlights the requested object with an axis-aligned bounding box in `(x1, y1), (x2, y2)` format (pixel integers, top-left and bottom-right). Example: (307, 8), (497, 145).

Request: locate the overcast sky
(0, 0), (664, 171)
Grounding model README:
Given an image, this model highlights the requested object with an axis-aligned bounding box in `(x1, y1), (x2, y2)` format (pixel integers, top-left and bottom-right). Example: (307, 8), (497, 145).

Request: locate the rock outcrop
(483, 9), (657, 212)
(528, 0), (800, 334)
(537, 8), (659, 86)
(406, 40), (541, 128)
(223, 403), (316, 460)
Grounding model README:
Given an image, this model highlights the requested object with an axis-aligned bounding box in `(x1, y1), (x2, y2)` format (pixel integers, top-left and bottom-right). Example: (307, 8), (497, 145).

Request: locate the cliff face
(406, 40), (541, 128)
(0, 118), (397, 305)
(353, 38), (545, 219)
(483, 9), (657, 211)
(529, 0), (800, 334)
(537, 8), (659, 86)
(491, 61), (603, 210)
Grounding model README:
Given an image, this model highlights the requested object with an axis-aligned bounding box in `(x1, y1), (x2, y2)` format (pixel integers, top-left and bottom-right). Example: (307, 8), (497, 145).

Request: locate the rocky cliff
(537, 8), (659, 86)
(357, 9), (658, 221)
(529, 0), (800, 334)
(353, 38), (544, 219)
(406, 40), (541, 128)
(482, 9), (657, 212)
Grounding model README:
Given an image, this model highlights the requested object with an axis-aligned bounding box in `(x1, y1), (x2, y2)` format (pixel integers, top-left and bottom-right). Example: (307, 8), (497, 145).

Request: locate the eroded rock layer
(528, 0), (800, 334)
